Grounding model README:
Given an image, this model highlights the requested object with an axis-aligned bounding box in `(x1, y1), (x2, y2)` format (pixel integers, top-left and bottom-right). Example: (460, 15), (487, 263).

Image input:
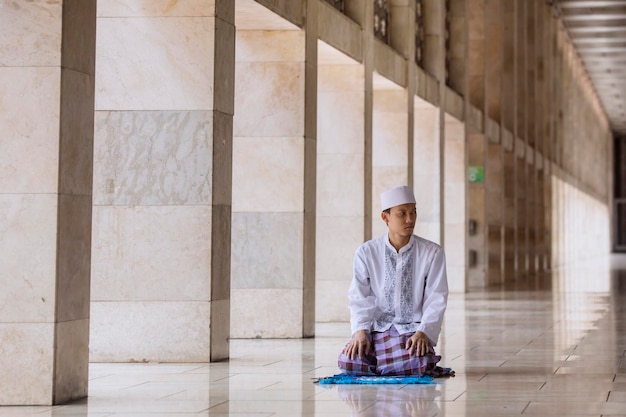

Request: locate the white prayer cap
(380, 185), (416, 211)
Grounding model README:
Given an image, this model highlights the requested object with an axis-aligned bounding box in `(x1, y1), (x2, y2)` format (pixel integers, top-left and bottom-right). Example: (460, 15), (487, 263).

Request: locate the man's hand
(346, 330), (371, 360)
(406, 331), (429, 356)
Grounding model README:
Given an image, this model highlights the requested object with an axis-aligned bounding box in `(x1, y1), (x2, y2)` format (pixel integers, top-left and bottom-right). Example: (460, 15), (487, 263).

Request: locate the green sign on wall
(468, 166), (484, 183)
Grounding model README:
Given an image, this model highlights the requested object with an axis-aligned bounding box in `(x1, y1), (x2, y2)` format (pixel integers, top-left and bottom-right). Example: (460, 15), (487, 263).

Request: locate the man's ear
(381, 211), (389, 223)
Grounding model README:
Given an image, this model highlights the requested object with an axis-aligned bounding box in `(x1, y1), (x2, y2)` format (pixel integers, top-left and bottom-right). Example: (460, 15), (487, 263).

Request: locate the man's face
(382, 203), (417, 237)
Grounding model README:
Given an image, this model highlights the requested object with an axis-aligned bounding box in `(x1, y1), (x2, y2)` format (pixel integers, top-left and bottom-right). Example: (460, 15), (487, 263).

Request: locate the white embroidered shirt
(348, 234), (448, 345)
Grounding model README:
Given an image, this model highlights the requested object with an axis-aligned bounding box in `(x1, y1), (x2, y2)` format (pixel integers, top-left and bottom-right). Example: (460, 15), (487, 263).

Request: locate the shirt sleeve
(348, 246), (378, 335)
(416, 247), (449, 345)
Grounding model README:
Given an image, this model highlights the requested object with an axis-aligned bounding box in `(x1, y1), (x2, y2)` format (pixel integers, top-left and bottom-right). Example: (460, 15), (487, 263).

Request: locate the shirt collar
(385, 234), (416, 253)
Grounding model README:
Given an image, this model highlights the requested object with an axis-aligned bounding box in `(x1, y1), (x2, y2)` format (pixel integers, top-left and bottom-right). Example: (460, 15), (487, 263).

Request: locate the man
(337, 185), (451, 376)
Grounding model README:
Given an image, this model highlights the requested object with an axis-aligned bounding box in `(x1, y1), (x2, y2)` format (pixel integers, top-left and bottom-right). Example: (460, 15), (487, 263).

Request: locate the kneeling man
(338, 185), (451, 376)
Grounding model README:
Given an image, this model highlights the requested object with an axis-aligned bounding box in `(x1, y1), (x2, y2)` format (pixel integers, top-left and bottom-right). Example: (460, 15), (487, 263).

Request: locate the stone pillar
(364, 0), (375, 241)
(526, 0), (538, 277)
(515, 0), (528, 277)
(303, 0), (318, 337)
(485, 0), (504, 286)
(486, 136), (504, 285)
(541, 1), (555, 271)
(316, 44), (365, 322)
(413, 101), (442, 244)
(389, 0), (412, 58)
(501, 0), (517, 282)
(447, 0), (466, 93)
(91, 2), (234, 362)
(372, 86), (409, 237)
(422, 0), (445, 80)
(231, 7), (316, 337)
(466, 0), (486, 288)
(0, 0), (96, 405)
(444, 115), (467, 292)
(468, 131), (487, 289)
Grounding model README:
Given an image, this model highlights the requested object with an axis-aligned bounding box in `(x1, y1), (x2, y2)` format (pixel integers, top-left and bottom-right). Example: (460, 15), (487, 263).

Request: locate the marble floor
(3, 255), (626, 416)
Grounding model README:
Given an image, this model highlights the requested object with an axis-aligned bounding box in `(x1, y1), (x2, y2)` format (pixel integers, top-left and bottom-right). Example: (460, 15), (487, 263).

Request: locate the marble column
(231, 25), (311, 338)
(413, 100), (442, 244)
(515, 0), (528, 276)
(501, 0), (517, 282)
(443, 115), (467, 293)
(484, 0), (504, 286)
(90, 1), (234, 362)
(0, 0), (96, 405)
(466, 0), (486, 288)
(372, 85), (409, 237)
(316, 42), (364, 323)
(468, 132), (486, 288)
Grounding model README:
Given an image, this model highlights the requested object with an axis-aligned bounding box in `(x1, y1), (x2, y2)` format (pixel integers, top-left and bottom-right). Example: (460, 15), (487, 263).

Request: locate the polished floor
(4, 255), (626, 416)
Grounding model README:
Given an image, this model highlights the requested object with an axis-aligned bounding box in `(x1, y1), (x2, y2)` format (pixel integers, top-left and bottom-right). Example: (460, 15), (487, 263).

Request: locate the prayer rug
(313, 374), (436, 385)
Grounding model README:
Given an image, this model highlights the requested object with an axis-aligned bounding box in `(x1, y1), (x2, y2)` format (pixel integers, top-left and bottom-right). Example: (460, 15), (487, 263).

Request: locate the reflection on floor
(3, 255), (626, 416)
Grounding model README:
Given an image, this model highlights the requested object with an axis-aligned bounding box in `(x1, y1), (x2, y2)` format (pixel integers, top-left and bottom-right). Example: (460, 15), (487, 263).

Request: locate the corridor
(3, 255), (624, 417)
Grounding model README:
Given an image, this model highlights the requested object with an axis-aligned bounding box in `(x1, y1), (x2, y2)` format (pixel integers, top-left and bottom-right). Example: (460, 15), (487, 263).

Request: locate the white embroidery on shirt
(375, 242), (418, 334)
(399, 248), (416, 322)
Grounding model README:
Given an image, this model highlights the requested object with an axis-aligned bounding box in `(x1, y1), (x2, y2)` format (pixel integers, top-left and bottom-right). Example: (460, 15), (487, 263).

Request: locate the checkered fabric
(338, 326), (443, 376)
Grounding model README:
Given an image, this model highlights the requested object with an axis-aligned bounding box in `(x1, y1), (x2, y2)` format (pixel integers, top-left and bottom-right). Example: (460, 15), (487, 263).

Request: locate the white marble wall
(0, 0), (95, 405)
(372, 82), (409, 237)
(443, 115), (467, 293)
(90, 0), (231, 362)
(413, 100), (442, 244)
(231, 29), (306, 338)
(316, 42), (365, 323)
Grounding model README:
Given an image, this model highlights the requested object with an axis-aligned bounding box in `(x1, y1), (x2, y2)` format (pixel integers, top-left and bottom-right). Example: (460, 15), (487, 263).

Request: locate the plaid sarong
(338, 326), (445, 376)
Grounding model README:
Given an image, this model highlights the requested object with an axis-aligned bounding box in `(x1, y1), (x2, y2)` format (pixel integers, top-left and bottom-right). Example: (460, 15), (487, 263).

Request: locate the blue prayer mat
(313, 374), (436, 385)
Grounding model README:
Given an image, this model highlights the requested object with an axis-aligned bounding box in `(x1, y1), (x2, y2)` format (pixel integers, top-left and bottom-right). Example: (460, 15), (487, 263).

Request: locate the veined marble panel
(234, 61), (305, 137)
(235, 30), (304, 62)
(415, 222), (441, 245)
(318, 64), (364, 93)
(0, 0), (61, 67)
(316, 154), (363, 216)
(97, 0), (215, 17)
(317, 91), (364, 155)
(232, 137), (304, 212)
(372, 112), (409, 168)
(0, 194), (57, 322)
(445, 181), (466, 225)
(447, 265), (466, 293)
(91, 205), (212, 301)
(373, 89), (407, 113)
(230, 289), (302, 338)
(414, 174), (441, 221)
(444, 119), (465, 167)
(90, 301), (211, 362)
(445, 141), (465, 181)
(231, 212), (303, 289)
(413, 107), (440, 174)
(93, 111), (213, 206)
(95, 17), (215, 111)
(444, 223), (466, 266)
(316, 279), (350, 322)
(0, 323), (54, 405)
(315, 215), (362, 283)
(0, 67), (60, 193)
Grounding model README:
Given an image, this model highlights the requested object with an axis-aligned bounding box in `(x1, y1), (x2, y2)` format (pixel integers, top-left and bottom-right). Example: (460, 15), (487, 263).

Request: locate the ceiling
(556, 0), (626, 137)
(235, 0), (626, 136)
